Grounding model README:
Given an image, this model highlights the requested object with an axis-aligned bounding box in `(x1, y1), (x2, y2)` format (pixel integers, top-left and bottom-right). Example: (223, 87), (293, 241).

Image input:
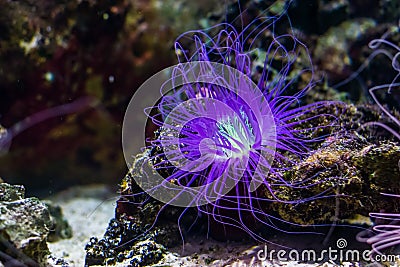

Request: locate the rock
(0, 183), (51, 266)
(0, 182), (71, 266)
(84, 155), (184, 266)
(314, 18), (376, 81)
(43, 201), (73, 242)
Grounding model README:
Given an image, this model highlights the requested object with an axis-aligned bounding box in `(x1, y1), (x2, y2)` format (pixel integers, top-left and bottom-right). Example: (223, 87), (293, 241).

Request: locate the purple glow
(139, 4), (339, 240)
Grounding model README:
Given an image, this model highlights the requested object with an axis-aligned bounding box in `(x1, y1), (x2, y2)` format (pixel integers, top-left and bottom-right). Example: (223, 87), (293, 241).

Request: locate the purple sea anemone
(120, 2), (340, 243)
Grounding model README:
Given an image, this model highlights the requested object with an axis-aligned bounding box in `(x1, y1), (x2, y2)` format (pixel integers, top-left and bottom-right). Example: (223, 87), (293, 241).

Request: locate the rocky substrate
(0, 180), (71, 266)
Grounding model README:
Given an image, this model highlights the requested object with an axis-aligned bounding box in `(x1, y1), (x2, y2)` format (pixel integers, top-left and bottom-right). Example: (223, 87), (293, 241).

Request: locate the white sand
(46, 185), (116, 266)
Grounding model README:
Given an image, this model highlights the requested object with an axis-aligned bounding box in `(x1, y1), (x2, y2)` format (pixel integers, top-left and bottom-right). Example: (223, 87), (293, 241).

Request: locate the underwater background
(0, 0), (400, 266)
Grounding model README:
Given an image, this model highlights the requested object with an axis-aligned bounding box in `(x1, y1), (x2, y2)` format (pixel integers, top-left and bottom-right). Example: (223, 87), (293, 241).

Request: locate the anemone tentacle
(143, 3), (341, 241)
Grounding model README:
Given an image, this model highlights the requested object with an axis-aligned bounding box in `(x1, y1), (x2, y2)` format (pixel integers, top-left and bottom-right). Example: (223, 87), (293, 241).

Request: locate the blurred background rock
(0, 0), (229, 196)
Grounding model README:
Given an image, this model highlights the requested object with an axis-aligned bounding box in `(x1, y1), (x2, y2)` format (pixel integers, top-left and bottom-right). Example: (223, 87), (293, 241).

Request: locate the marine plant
(141, 2), (341, 241)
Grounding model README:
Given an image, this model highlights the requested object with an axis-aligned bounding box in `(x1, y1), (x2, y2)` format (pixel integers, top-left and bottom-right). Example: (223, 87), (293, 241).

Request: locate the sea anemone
(120, 2), (341, 243)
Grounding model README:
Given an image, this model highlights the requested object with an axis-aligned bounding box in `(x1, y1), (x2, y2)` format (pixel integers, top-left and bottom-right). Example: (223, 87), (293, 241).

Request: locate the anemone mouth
(151, 81), (276, 189)
(215, 108), (256, 158)
(169, 101), (258, 161)
(172, 113), (256, 162)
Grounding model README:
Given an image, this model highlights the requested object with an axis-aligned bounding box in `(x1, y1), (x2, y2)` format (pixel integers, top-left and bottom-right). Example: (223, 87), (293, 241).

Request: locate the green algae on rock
(270, 138), (400, 225)
(314, 19), (376, 81)
(265, 100), (400, 225)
